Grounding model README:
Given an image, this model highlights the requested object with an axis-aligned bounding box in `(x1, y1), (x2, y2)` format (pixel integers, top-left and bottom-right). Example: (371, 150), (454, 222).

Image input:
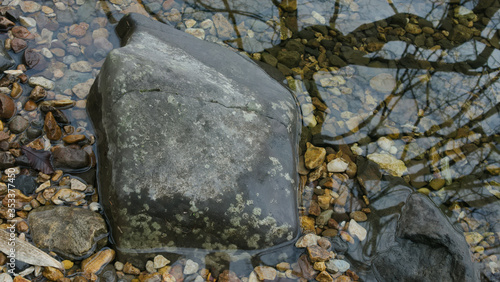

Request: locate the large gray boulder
(87, 13), (300, 264)
(351, 158), (480, 281)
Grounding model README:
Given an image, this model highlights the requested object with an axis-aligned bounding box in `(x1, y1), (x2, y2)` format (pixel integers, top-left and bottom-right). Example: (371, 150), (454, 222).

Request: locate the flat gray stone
(87, 13), (299, 264)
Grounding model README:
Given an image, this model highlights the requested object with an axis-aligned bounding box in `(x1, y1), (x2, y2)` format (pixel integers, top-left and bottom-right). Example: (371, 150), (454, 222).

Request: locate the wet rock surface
(87, 13), (299, 263)
(352, 158), (479, 281)
(28, 205), (108, 259)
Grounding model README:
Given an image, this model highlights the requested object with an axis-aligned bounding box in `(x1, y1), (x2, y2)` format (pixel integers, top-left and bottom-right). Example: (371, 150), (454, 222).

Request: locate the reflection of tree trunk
(221, 0), (243, 50)
(278, 0), (298, 36)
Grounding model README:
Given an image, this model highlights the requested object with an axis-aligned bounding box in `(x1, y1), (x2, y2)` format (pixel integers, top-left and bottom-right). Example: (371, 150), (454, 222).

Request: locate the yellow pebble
(62, 260), (74, 270)
(131, 279), (140, 282)
(417, 188), (430, 195)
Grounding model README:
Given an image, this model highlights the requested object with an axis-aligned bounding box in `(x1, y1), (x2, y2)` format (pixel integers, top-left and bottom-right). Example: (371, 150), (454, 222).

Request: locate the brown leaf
(21, 146), (55, 174)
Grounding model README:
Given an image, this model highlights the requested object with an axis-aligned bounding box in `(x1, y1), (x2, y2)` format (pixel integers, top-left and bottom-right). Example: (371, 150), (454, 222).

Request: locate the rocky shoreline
(0, 0), (498, 281)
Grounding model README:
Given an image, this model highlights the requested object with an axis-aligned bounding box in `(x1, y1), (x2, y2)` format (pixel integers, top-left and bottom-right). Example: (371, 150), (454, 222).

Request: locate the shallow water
(1, 0), (499, 280)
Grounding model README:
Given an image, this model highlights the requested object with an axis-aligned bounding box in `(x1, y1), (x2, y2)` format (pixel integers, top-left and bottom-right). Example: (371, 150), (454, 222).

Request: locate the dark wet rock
(26, 127), (42, 139)
(285, 40), (305, 53)
(23, 49), (47, 70)
(0, 152), (15, 169)
(277, 50), (301, 68)
(52, 146), (91, 170)
(28, 205), (108, 259)
(350, 160), (479, 281)
(9, 116), (29, 133)
(328, 55), (347, 68)
(298, 29), (315, 40)
(0, 43), (15, 72)
(87, 13), (299, 265)
(13, 174), (37, 195)
(449, 24), (473, 42)
(261, 52), (277, 67)
(11, 38), (27, 53)
(330, 236), (348, 254)
(0, 16), (14, 30)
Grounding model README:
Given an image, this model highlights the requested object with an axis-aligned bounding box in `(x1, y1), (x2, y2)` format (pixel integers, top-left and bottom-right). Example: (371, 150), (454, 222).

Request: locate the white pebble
(154, 255), (170, 269)
(348, 219), (367, 241)
(327, 158), (348, 172)
(114, 261), (124, 271)
(183, 259), (199, 275)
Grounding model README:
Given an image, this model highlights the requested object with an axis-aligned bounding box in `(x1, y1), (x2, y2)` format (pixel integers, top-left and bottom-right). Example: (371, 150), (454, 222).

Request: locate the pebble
(51, 188), (85, 205)
(11, 38), (27, 53)
(212, 13), (233, 38)
(316, 271), (333, 282)
(0, 274), (12, 282)
(307, 245), (332, 262)
(300, 215), (316, 232)
(69, 22), (89, 37)
(253, 266), (276, 281)
(316, 210), (334, 226)
(146, 260), (155, 273)
(52, 146), (91, 169)
(429, 178), (446, 190)
(72, 79), (94, 99)
(295, 233), (320, 248)
(405, 23), (422, 34)
(70, 61), (92, 73)
(376, 137), (394, 152)
(348, 219), (367, 241)
(29, 77), (55, 90)
(19, 16), (36, 28)
(153, 255), (170, 269)
(63, 134), (86, 144)
(464, 232), (483, 245)
(276, 262), (290, 271)
(12, 26), (34, 40)
(183, 259), (199, 275)
(9, 116), (29, 133)
(312, 11), (326, 24)
(94, 37), (114, 52)
(44, 112), (62, 141)
(70, 178), (87, 191)
(185, 19), (197, 28)
(20, 1), (42, 13)
(304, 142), (326, 169)
(62, 260), (74, 270)
(350, 211), (367, 222)
(367, 153), (407, 177)
(326, 259), (350, 273)
(123, 262), (140, 275)
(114, 261), (124, 271)
(0, 94), (15, 119)
(340, 231), (355, 244)
(42, 6), (54, 14)
(82, 249), (116, 274)
(327, 158), (348, 172)
(369, 73), (396, 93)
(10, 82), (22, 99)
(185, 28), (205, 40)
(42, 267), (64, 281)
(29, 86), (46, 101)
